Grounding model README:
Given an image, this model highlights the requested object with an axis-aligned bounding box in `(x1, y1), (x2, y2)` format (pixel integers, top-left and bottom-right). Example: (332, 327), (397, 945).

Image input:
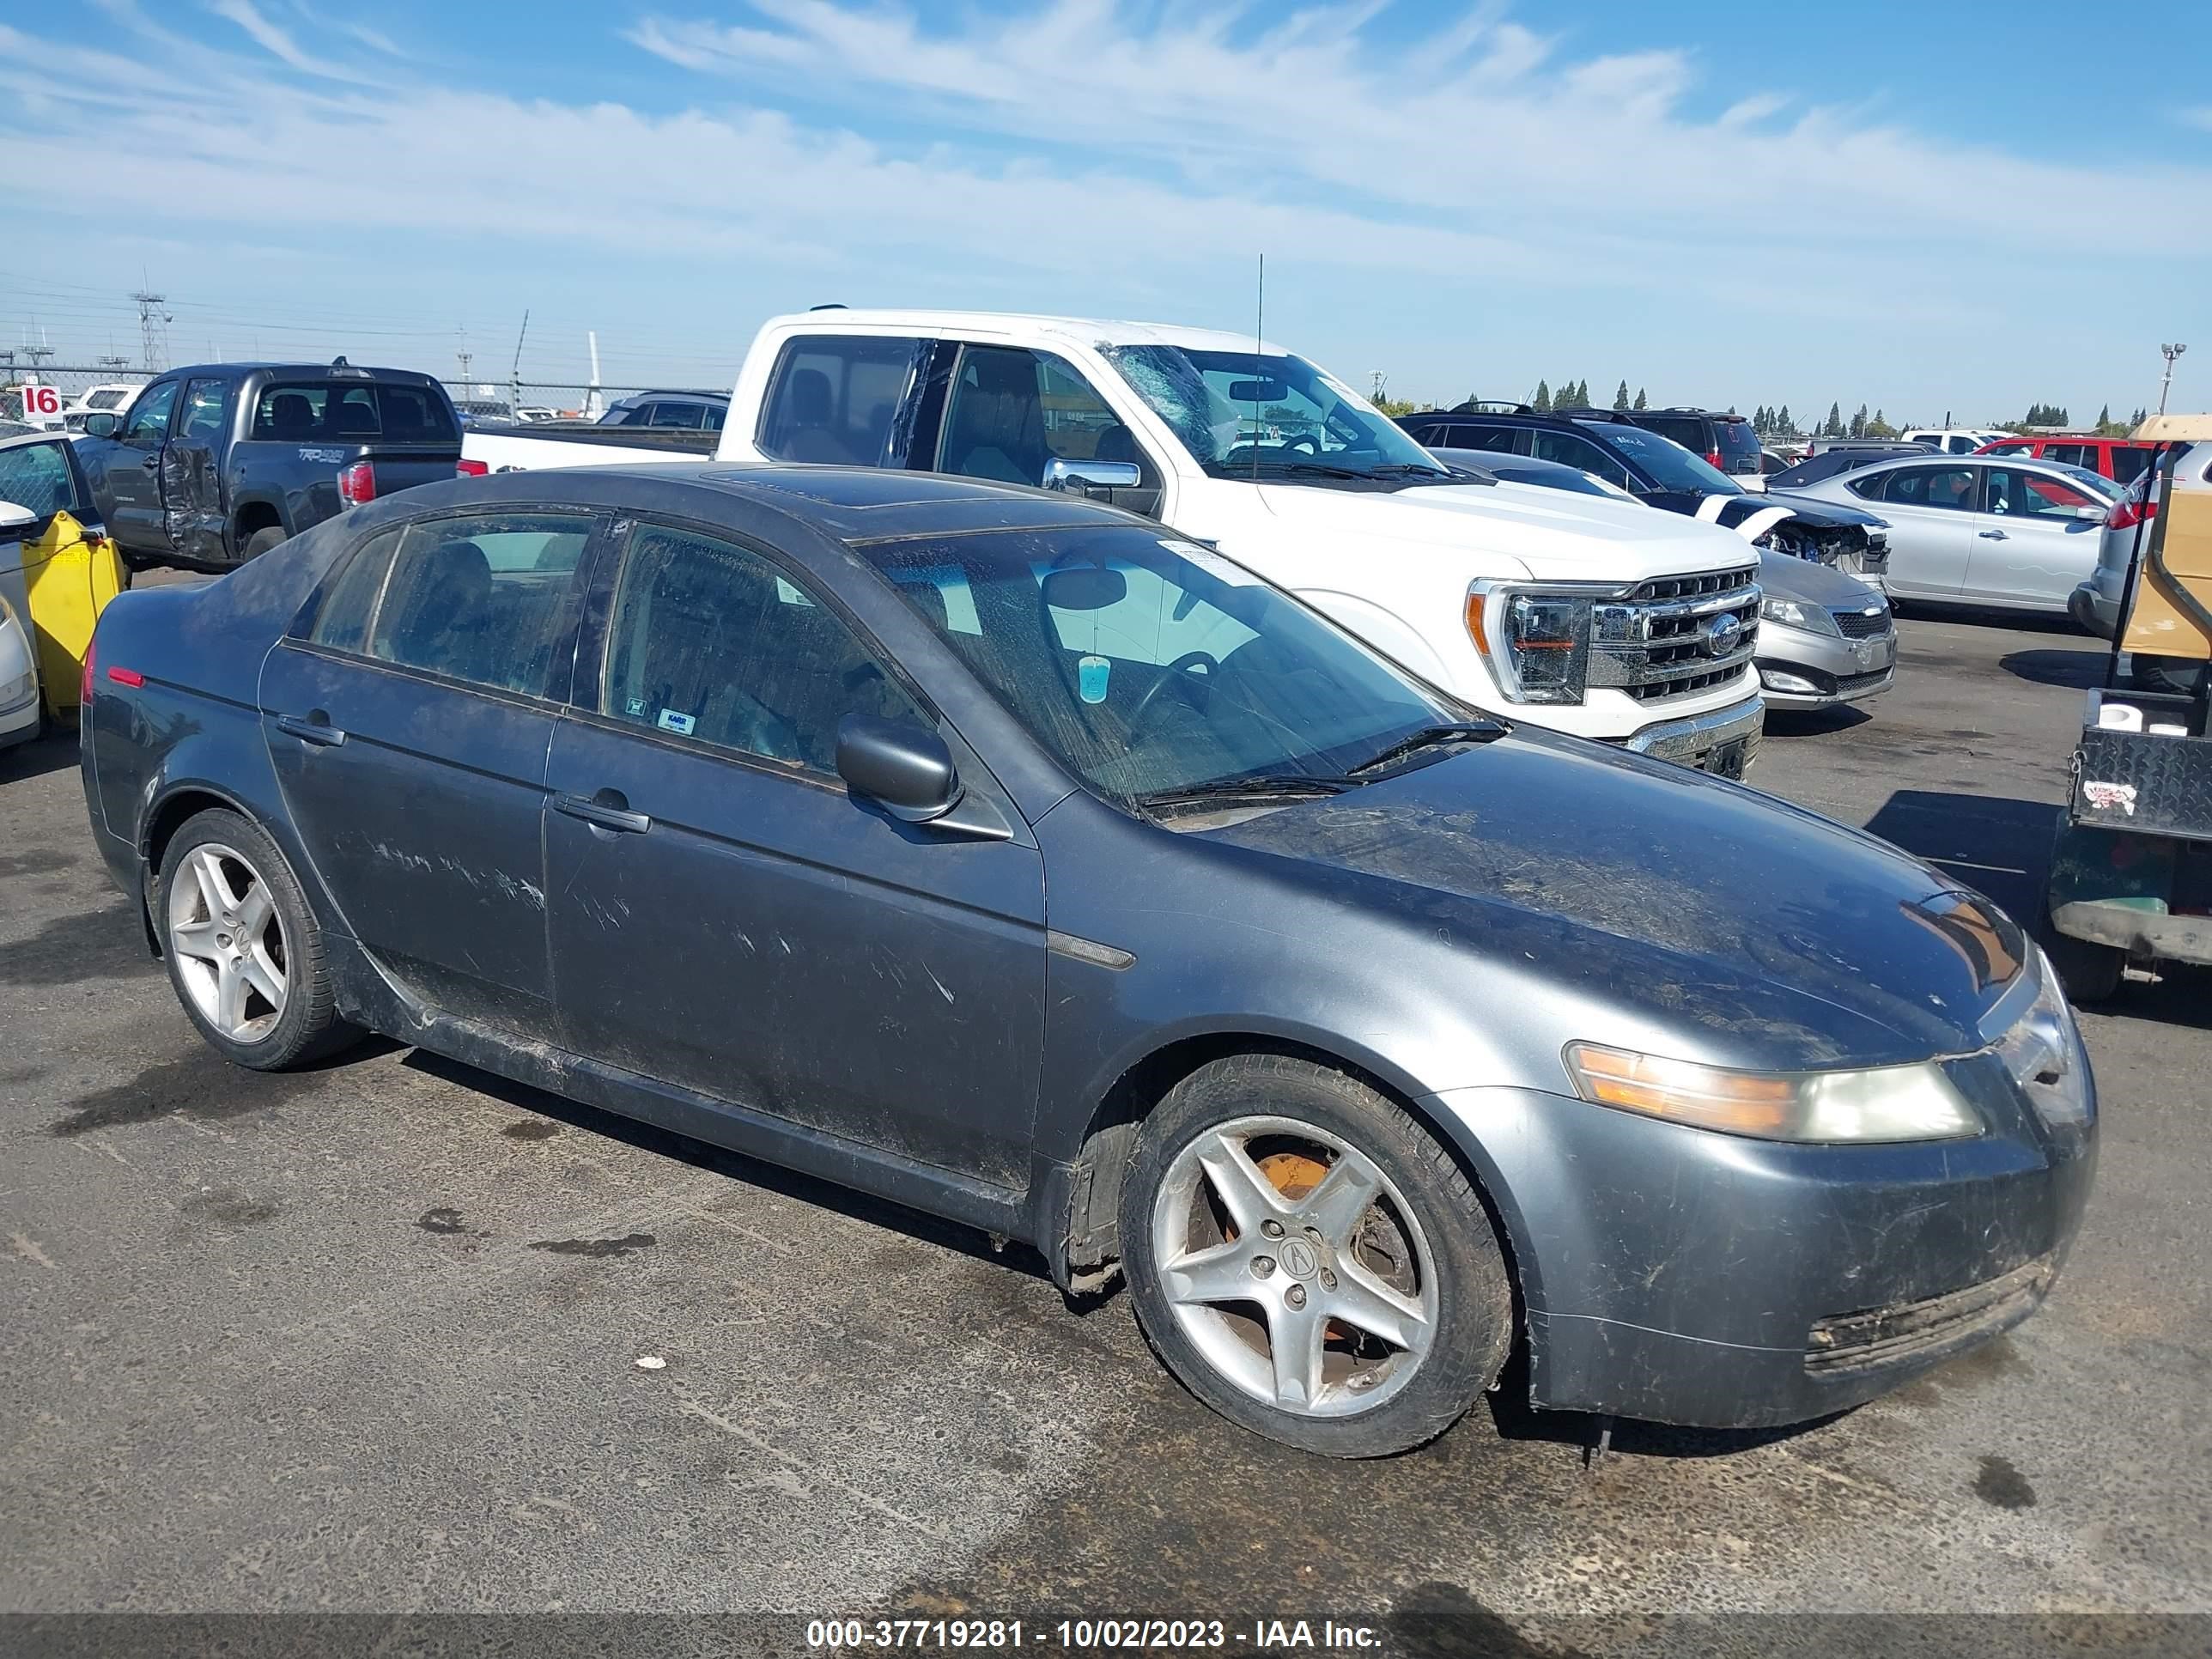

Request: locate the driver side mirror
(82, 412), (119, 440)
(836, 714), (962, 823)
(1042, 458), (1140, 495)
(2075, 504), (2108, 523)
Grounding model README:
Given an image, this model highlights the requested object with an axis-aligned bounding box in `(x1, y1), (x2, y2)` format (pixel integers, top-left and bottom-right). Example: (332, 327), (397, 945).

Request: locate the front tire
(157, 808), (362, 1069)
(1120, 1055), (1514, 1458)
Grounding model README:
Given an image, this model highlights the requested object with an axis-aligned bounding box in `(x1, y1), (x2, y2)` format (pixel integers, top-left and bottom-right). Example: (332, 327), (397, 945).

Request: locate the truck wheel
(241, 526), (287, 562)
(2045, 919), (2124, 1004)
(1120, 1054), (1514, 1458)
(156, 808), (363, 1070)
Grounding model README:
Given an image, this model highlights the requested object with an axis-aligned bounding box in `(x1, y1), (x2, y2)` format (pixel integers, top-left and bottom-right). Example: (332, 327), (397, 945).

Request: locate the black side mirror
(836, 714), (961, 823)
(82, 413), (119, 440)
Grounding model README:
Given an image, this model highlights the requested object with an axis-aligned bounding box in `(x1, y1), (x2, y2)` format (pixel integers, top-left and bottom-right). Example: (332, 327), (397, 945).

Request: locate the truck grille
(1833, 608), (1893, 641)
(1587, 565), (1761, 703)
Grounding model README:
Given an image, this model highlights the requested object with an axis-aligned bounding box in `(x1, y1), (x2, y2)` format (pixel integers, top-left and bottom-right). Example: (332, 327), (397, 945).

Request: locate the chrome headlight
(1760, 596), (1840, 635)
(0, 669), (33, 708)
(1466, 583), (1591, 706)
(1994, 949), (2092, 1129)
(1565, 1042), (1982, 1143)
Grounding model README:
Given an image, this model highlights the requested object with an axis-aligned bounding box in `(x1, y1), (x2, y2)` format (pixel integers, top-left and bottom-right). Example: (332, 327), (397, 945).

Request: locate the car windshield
(2051, 464), (2121, 498)
(1581, 421), (1743, 495)
(1103, 346), (1447, 481)
(860, 522), (1461, 808)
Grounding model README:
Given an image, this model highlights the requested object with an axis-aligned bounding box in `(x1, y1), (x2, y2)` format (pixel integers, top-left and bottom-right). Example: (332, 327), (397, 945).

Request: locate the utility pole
(2159, 343), (2188, 416)
(456, 325), (472, 392)
(131, 290), (172, 372)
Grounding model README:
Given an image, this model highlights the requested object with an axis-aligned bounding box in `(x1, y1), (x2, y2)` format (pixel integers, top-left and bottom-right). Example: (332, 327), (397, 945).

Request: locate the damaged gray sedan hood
(1199, 735), (2025, 1073)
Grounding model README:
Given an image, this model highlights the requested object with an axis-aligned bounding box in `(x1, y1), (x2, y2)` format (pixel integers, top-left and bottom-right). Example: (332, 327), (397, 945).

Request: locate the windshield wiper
(1365, 463), (1455, 478)
(1224, 460), (1373, 480)
(1134, 774), (1358, 811)
(1346, 721), (1507, 777)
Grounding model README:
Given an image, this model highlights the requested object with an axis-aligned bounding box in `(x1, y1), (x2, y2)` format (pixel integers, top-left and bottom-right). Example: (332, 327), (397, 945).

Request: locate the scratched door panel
(541, 713), (1047, 1186)
(261, 641), (560, 1040)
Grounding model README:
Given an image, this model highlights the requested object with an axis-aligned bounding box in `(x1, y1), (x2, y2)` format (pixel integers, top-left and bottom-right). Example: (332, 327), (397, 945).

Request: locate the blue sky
(3, 0), (2209, 424)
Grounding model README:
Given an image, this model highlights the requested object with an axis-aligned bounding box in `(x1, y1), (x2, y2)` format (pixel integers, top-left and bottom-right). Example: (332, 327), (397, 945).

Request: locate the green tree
(1777, 404), (1792, 436)
(1532, 380), (1552, 413)
(1826, 401), (1844, 437)
(1849, 404), (1869, 438)
(1613, 380), (1631, 410)
(1867, 408), (1897, 438)
(1633, 386), (1648, 410)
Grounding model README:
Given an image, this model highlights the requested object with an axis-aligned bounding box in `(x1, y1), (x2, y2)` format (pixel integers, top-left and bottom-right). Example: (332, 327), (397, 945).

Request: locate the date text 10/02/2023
(804, 1619), (1383, 1650)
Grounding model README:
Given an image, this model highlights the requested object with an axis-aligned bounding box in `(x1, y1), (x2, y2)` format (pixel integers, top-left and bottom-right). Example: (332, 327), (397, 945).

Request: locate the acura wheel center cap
(1278, 1237), (1319, 1279)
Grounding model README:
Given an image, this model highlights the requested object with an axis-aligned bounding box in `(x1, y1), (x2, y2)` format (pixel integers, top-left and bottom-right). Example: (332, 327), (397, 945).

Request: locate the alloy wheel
(167, 842), (289, 1043)
(1150, 1114), (1438, 1418)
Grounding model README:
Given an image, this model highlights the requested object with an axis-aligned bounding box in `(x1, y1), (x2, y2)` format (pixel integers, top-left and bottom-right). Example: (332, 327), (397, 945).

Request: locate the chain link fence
(2, 368), (707, 428)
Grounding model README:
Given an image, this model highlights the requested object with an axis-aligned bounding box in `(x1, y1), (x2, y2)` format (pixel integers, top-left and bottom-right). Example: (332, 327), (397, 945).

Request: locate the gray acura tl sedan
(78, 465), (2094, 1458)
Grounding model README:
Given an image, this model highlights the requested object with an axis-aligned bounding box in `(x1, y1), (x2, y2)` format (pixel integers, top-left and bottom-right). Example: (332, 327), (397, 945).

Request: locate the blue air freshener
(1079, 654), (1111, 703)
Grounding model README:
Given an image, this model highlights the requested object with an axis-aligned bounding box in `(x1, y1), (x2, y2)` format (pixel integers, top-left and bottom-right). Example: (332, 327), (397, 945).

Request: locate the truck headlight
(1564, 1042), (1983, 1142)
(1760, 596), (1838, 635)
(1466, 585), (1591, 705)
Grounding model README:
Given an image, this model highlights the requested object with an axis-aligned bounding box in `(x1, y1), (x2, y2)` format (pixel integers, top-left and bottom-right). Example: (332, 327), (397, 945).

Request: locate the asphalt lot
(3, 608), (2209, 1650)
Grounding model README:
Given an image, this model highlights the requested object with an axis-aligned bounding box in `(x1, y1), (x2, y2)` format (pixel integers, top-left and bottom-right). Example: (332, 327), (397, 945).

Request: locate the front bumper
(1425, 1074), (2095, 1429)
(1621, 694), (1764, 778)
(1757, 622), (1897, 708)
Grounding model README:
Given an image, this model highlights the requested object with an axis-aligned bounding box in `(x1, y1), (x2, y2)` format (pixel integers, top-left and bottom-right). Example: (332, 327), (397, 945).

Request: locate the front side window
(121, 380), (179, 446)
(756, 336), (925, 466)
(179, 379), (228, 443)
(1452, 423), (1525, 456)
(862, 526), (1455, 808)
(2111, 447), (2153, 484)
(1104, 346), (1445, 481)
(358, 512), (593, 693)
(933, 345), (1149, 489)
(1881, 465), (1980, 511)
(1532, 429), (1632, 487)
(1985, 468), (2097, 519)
(600, 524), (922, 775)
(0, 441), (84, 519)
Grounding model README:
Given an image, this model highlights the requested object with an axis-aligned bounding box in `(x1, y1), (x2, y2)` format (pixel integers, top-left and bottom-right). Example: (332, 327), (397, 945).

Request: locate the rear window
(1635, 413), (1706, 453)
(251, 381), (457, 443)
(1715, 420), (1762, 469)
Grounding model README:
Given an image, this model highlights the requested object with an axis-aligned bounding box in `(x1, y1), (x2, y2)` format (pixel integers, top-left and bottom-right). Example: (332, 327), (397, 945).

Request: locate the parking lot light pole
(2160, 343), (2187, 416)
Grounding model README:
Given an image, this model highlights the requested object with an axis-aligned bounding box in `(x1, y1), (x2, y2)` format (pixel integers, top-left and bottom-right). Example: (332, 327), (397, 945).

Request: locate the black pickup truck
(78, 359), (462, 569)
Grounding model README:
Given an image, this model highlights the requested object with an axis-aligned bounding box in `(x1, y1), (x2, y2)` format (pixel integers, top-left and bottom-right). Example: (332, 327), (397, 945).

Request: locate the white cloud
(2183, 106), (2212, 132)
(205, 0), (377, 82)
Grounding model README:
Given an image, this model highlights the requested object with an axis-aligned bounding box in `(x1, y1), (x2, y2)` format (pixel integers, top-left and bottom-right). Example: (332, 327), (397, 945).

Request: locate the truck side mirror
(1042, 458), (1140, 494)
(836, 714), (962, 823)
(82, 413), (119, 440)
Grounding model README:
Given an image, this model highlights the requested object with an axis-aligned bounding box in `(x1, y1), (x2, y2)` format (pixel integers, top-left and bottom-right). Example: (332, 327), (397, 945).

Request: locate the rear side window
(2111, 446), (2154, 484)
(756, 337), (924, 466)
(1880, 465), (1980, 510)
(2045, 443), (2091, 468)
(1453, 423), (1524, 455)
(647, 401), (706, 429)
(309, 527), (404, 653)
(599, 524), (923, 774)
(251, 382), (457, 443)
(361, 512), (594, 695)
(0, 440), (84, 519)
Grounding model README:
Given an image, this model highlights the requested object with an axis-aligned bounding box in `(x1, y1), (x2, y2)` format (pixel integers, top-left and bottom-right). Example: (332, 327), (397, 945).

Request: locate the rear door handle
(276, 711), (346, 747)
(1978, 529), (2008, 540)
(554, 791), (652, 835)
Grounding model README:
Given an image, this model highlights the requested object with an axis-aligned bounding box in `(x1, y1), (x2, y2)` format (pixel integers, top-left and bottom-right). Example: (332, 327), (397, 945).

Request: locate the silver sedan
(1786, 453), (2118, 615)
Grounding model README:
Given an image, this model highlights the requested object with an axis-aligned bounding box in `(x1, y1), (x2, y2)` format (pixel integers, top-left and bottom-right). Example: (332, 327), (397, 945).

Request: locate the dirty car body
(80, 465), (2095, 1434)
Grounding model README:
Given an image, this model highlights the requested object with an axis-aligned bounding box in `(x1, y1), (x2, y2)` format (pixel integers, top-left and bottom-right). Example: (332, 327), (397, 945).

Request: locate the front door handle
(141, 454), (161, 471)
(1978, 528), (2008, 540)
(555, 791), (652, 835)
(276, 711), (346, 747)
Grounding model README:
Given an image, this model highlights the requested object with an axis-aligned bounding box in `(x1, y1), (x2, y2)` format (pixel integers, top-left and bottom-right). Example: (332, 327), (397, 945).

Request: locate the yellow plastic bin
(14, 508), (124, 720)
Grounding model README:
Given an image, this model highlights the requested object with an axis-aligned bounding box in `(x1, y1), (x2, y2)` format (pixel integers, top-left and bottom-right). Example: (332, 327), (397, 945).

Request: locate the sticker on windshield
(657, 709), (696, 736)
(1164, 540), (1261, 586)
(1078, 654), (1111, 703)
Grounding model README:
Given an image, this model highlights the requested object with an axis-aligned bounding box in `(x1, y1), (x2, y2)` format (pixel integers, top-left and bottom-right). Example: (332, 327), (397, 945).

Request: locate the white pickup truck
(465, 311), (1766, 771)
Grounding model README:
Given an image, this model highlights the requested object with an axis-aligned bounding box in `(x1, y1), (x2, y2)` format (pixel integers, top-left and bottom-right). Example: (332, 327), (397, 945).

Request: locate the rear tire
(240, 526), (287, 562)
(1120, 1054), (1513, 1458)
(156, 808), (362, 1070)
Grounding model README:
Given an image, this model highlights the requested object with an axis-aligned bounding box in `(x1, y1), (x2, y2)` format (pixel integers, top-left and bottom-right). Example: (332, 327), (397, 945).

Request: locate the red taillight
(337, 460), (376, 507)
(456, 458), (489, 478)
(1705, 449), (1723, 469)
(107, 665), (145, 688)
(2107, 498), (2159, 531)
(81, 635), (95, 706)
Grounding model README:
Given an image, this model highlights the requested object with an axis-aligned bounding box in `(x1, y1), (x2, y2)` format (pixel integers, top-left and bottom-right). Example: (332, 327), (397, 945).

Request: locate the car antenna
(1251, 252), (1264, 485)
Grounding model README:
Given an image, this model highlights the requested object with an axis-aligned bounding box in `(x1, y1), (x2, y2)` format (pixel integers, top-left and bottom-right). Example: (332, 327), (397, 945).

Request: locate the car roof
(152, 362), (444, 384)
(612, 389), (731, 403)
(766, 307), (1290, 356)
(414, 461), (1142, 547)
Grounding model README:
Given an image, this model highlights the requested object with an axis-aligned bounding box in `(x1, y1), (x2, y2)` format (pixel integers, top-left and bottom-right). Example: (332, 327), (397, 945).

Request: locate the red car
(1972, 434), (2157, 484)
